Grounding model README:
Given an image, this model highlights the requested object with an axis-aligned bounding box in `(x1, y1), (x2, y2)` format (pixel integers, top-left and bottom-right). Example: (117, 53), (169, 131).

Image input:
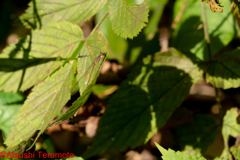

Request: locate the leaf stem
(215, 88), (223, 125)
(201, 1), (211, 61)
(89, 12), (109, 37)
(201, 2), (223, 124)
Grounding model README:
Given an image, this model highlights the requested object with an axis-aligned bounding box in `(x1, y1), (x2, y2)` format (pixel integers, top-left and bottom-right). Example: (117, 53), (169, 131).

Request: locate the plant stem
(201, 1), (211, 61)
(89, 12), (109, 37)
(215, 88), (223, 125)
(201, 2), (223, 125)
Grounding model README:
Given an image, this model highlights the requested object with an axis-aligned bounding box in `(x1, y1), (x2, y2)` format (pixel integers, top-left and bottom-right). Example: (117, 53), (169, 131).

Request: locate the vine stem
(89, 12), (109, 37)
(201, 2), (223, 124)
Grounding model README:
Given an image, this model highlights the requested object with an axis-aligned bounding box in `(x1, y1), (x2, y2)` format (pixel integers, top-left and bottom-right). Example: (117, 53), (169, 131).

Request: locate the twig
(171, 0), (188, 29)
(215, 88), (223, 125)
(89, 12), (109, 37)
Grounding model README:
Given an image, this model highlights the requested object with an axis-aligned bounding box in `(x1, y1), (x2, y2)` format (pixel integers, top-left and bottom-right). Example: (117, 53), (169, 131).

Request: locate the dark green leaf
(83, 48), (202, 158)
(175, 114), (217, 154)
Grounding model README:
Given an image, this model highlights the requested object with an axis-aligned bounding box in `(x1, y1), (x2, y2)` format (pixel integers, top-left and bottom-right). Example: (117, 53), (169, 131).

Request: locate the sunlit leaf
(5, 62), (76, 147)
(19, 0), (108, 29)
(109, 0), (149, 39)
(0, 21), (84, 92)
(83, 48), (202, 158)
(155, 143), (206, 160)
(222, 108), (240, 149)
(45, 32), (107, 132)
(206, 49), (240, 89)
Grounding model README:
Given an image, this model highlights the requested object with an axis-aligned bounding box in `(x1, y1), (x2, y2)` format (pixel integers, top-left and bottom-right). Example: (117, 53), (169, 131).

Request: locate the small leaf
(0, 21), (84, 92)
(66, 157), (84, 160)
(155, 143), (206, 160)
(19, 0), (108, 29)
(222, 108), (240, 148)
(175, 114), (217, 154)
(206, 49), (240, 89)
(83, 48), (202, 158)
(109, 0), (149, 39)
(4, 62), (76, 147)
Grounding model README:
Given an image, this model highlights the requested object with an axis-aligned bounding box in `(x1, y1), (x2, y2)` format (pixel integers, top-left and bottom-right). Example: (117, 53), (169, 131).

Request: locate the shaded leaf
(19, 0), (108, 29)
(206, 49), (240, 89)
(0, 92), (24, 105)
(172, 0), (235, 60)
(5, 62), (76, 147)
(83, 48), (202, 158)
(0, 21), (84, 92)
(109, 0), (149, 39)
(144, 0), (168, 40)
(175, 114), (217, 154)
(0, 58), (57, 72)
(155, 143), (206, 160)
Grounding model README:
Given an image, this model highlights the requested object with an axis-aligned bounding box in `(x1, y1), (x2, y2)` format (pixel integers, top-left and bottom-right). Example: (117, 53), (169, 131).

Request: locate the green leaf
(175, 114), (217, 154)
(34, 31), (107, 139)
(76, 32), (107, 95)
(83, 48), (202, 158)
(4, 62), (76, 148)
(108, 0), (149, 39)
(0, 21), (84, 92)
(231, 145), (240, 160)
(19, 0), (108, 29)
(144, 0), (168, 40)
(66, 157), (84, 160)
(222, 108), (240, 149)
(0, 105), (21, 138)
(0, 92), (24, 105)
(205, 49), (240, 89)
(155, 143), (206, 160)
(172, 0), (235, 60)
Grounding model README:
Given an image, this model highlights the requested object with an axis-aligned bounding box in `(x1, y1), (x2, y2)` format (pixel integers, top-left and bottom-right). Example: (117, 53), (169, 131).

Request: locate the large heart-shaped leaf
(83, 48), (203, 158)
